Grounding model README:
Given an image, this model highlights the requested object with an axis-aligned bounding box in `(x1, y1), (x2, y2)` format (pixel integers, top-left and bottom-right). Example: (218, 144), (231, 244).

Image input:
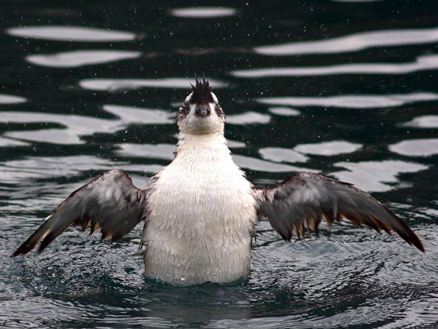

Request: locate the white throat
(176, 131), (228, 154)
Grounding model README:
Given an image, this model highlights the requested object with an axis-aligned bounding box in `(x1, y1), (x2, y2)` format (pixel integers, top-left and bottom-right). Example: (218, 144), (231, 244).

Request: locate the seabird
(13, 79), (424, 286)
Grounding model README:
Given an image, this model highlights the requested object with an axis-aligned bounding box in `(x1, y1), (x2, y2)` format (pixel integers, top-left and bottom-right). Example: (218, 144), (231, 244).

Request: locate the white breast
(143, 133), (257, 285)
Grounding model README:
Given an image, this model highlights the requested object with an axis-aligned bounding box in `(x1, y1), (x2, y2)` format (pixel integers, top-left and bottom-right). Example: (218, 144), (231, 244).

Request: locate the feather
(255, 172), (424, 252)
(12, 169), (148, 256)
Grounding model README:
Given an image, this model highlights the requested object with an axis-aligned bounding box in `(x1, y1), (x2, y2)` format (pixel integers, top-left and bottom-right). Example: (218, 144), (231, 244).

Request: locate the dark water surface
(1, 0), (438, 328)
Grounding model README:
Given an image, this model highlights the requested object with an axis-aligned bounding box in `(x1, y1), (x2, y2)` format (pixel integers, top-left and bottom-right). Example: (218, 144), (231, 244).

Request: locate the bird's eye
(178, 103), (190, 118)
(215, 104), (224, 117)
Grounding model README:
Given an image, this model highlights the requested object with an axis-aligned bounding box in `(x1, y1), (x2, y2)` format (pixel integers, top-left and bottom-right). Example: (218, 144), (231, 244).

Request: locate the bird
(12, 79), (424, 286)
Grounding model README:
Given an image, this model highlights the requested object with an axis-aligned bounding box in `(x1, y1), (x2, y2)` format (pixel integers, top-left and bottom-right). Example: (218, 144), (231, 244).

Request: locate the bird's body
(12, 79), (424, 286)
(145, 133), (256, 285)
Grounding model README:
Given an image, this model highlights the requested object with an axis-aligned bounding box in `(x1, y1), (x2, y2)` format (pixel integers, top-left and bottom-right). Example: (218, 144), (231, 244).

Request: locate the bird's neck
(176, 132), (230, 156)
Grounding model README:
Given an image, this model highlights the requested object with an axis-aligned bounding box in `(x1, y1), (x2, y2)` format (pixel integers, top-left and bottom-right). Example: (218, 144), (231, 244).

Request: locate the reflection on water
(0, 137), (29, 147)
(0, 156), (116, 183)
(257, 93), (438, 109)
(79, 78), (227, 91)
(268, 107), (300, 116)
(259, 147), (308, 163)
(169, 7), (237, 18)
(233, 155), (312, 173)
(255, 27), (438, 56)
(117, 143), (175, 160)
(0, 157), (151, 185)
(402, 115), (438, 128)
(389, 139), (438, 157)
(294, 140), (362, 156)
(226, 111), (271, 125)
(232, 54), (438, 78)
(330, 160), (428, 192)
(7, 25), (136, 42)
(1, 0), (438, 328)
(0, 105), (172, 144)
(5, 129), (82, 145)
(27, 50), (141, 68)
(0, 94), (27, 104)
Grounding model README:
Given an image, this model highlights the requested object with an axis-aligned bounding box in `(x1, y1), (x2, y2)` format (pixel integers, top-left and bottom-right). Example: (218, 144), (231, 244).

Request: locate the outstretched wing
(13, 169), (149, 256)
(255, 172), (424, 252)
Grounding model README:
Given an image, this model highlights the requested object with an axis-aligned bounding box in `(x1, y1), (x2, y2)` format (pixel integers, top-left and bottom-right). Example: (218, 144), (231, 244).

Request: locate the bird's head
(177, 79), (225, 135)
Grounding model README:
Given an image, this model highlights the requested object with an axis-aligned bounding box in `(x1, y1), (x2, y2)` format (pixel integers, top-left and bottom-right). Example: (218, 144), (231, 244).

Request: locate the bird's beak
(194, 104), (211, 117)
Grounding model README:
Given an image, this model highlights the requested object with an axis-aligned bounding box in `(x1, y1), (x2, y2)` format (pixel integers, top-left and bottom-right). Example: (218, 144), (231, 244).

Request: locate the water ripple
(294, 141), (362, 156)
(5, 129), (82, 145)
(0, 105), (172, 145)
(389, 139), (438, 157)
(232, 54), (438, 77)
(259, 147), (308, 163)
(0, 155), (156, 186)
(26, 50), (141, 68)
(0, 156), (114, 183)
(170, 7), (236, 18)
(255, 27), (438, 56)
(0, 94), (27, 104)
(79, 78), (227, 92)
(7, 26), (136, 42)
(233, 154), (314, 173)
(401, 115), (438, 128)
(0, 137), (29, 147)
(330, 160), (428, 192)
(268, 107), (300, 116)
(257, 93), (438, 109)
(117, 143), (175, 160)
(226, 112), (271, 125)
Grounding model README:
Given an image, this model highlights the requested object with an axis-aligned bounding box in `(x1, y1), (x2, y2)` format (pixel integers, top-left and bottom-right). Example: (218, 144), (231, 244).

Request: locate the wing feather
(255, 172), (424, 251)
(13, 169), (148, 256)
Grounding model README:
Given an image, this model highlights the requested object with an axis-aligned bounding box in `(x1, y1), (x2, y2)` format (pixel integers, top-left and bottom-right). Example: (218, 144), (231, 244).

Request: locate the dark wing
(255, 172), (424, 252)
(13, 169), (148, 256)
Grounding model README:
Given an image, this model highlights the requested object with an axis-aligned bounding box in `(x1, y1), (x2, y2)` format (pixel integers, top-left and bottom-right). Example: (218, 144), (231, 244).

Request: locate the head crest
(189, 78), (214, 104)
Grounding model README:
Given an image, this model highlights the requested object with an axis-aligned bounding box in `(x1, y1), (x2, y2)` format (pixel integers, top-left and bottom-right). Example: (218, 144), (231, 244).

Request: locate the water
(1, 0), (437, 327)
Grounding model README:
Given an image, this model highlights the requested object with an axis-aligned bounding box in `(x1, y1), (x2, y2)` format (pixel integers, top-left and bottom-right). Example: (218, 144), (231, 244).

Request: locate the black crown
(190, 78), (214, 104)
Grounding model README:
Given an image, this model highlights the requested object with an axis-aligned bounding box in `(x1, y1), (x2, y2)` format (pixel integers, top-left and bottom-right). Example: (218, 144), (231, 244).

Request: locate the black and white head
(177, 79), (225, 135)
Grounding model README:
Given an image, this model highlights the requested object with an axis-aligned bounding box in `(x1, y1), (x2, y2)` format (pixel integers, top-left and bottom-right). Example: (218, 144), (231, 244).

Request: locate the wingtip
(397, 225), (425, 253)
(394, 216), (425, 253)
(10, 250), (20, 258)
(11, 226), (51, 257)
(412, 237), (425, 253)
(11, 244), (28, 257)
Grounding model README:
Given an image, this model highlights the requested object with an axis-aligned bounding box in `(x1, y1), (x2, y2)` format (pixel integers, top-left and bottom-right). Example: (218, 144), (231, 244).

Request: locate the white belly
(143, 138), (257, 285)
